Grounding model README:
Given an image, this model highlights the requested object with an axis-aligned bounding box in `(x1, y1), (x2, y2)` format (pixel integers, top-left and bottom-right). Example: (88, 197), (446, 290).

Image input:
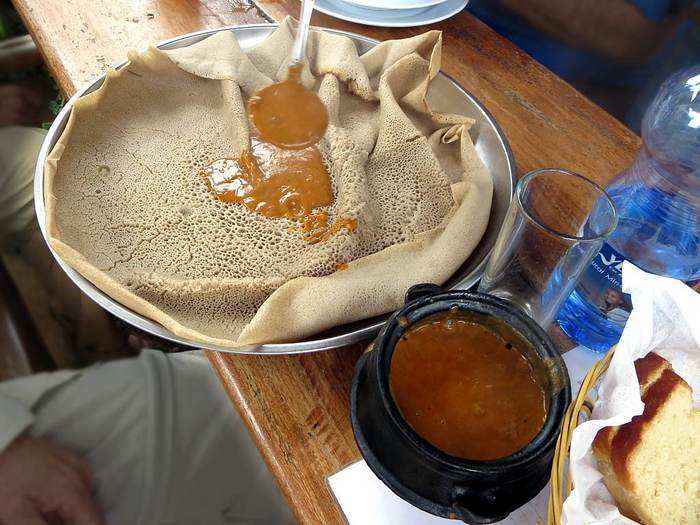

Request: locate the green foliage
(0, 0), (24, 39)
(42, 66), (64, 128)
(48, 92), (65, 116)
(41, 91), (65, 129)
(42, 91), (66, 128)
(0, 0), (62, 129)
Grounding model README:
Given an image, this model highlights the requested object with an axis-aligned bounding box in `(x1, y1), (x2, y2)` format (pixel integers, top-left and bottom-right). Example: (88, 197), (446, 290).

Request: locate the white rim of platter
(35, 24), (515, 355)
(340, 0), (452, 11)
(314, 0), (469, 27)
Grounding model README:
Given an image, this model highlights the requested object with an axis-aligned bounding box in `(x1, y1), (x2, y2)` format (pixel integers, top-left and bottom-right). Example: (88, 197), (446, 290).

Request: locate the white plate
(341, 0), (450, 10)
(315, 0), (469, 27)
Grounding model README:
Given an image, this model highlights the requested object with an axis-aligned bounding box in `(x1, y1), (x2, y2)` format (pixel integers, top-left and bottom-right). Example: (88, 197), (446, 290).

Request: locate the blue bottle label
(578, 243), (632, 328)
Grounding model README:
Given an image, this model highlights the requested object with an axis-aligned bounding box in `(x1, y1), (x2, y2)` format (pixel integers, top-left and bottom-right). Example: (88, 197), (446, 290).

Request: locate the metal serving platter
(35, 24), (515, 355)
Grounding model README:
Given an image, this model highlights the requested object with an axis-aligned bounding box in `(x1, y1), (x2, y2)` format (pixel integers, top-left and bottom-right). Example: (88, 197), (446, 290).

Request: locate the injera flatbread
(45, 18), (493, 347)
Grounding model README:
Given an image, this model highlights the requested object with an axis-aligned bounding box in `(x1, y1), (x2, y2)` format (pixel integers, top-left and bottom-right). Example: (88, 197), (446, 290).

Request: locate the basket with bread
(548, 263), (700, 525)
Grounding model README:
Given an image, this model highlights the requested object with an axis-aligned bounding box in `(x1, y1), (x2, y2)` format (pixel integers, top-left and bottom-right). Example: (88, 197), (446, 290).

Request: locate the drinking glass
(478, 168), (617, 327)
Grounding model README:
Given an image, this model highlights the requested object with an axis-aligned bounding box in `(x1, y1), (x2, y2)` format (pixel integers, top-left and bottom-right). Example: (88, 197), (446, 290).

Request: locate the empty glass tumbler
(478, 168), (617, 327)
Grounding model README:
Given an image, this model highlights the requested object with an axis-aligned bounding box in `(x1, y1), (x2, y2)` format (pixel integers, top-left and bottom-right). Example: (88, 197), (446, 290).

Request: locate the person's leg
(0, 126), (43, 243)
(28, 354), (153, 524)
(30, 350), (294, 525)
(0, 126), (125, 367)
(158, 351), (295, 525)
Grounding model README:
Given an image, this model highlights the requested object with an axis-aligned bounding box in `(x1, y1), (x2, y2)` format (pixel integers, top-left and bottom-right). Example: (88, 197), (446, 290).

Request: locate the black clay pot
(350, 284), (571, 523)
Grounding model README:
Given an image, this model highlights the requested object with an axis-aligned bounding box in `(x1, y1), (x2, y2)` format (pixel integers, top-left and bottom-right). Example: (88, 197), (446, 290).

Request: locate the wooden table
(12, 0), (640, 522)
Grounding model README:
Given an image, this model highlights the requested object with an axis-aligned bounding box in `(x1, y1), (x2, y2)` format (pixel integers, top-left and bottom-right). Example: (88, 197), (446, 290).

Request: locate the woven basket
(547, 345), (617, 525)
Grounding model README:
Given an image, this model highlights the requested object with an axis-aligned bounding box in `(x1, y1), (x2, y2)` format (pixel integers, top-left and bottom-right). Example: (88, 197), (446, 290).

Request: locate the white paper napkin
(562, 262), (700, 525)
(329, 346), (600, 524)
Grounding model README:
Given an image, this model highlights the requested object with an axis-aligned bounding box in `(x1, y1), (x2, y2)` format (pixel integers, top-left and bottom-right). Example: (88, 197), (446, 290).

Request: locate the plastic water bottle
(557, 66), (700, 352)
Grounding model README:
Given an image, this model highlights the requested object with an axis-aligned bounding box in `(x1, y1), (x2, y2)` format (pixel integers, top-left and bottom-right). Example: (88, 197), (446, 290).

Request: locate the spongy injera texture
(45, 19), (494, 347)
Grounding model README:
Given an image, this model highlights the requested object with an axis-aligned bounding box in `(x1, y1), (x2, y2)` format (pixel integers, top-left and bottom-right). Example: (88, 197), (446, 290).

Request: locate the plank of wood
(208, 3), (641, 524)
(10, 0), (270, 96)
